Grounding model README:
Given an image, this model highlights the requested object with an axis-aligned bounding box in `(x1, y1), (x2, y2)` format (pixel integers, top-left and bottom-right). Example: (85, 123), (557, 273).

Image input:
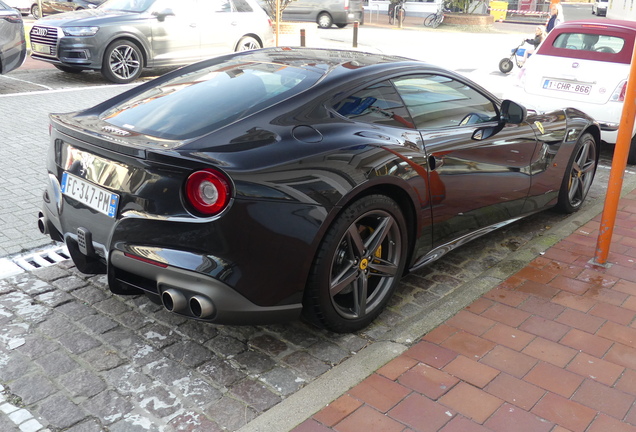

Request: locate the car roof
(555, 19), (636, 32)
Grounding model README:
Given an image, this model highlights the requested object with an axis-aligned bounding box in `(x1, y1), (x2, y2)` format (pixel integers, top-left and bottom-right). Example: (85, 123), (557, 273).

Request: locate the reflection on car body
(39, 48), (600, 333)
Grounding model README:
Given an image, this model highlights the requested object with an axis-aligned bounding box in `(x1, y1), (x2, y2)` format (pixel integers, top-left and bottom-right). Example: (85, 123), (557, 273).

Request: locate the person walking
(546, 2), (564, 32)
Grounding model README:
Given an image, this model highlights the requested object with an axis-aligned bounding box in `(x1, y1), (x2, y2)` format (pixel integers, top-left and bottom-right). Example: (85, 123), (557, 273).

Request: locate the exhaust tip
(161, 289), (187, 312)
(37, 212), (48, 235)
(189, 295), (215, 318)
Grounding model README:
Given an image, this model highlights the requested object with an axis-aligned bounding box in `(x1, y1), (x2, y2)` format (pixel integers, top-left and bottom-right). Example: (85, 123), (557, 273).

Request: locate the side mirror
(500, 99), (527, 124)
(153, 8), (175, 22)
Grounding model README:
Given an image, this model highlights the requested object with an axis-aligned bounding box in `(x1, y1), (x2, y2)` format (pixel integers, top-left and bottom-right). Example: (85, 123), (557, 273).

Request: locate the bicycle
(424, 5), (445, 28)
(388, 0), (406, 25)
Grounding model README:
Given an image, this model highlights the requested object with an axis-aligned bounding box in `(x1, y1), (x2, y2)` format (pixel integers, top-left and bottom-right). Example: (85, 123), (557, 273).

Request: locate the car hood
(37, 8), (141, 26)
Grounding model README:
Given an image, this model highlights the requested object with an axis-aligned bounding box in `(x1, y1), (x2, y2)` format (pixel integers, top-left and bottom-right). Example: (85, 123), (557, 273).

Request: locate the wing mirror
(471, 100), (527, 141)
(500, 99), (527, 124)
(153, 8), (175, 22)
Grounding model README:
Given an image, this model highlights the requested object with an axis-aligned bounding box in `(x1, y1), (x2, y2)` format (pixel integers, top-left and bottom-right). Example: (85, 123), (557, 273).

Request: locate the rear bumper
(40, 200), (303, 325)
(110, 249), (302, 325)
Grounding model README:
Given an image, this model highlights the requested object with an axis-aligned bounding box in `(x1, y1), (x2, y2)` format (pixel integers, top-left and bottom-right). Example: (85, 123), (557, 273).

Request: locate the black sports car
(39, 48), (600, 333)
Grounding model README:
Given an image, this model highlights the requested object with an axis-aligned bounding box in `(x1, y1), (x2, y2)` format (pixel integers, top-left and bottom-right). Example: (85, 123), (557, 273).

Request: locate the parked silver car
(0, 0), (27, 74)
(30, 0), (105, 20)
(29, 0), (275, 83)
(282, 0), (364, 28)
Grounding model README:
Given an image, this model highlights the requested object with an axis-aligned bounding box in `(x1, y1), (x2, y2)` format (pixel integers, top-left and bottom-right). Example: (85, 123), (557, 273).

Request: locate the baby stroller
(499, 40), (534, 73)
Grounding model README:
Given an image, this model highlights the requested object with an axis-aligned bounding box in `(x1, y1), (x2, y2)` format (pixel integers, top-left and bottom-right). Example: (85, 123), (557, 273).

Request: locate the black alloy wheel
(303, 195), (407, 333)
(101, 40), (143, 84)
(556, 132), (598, 213)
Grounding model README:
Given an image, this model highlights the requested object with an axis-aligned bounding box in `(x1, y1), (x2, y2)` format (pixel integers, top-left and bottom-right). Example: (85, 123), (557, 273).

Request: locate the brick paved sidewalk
(293, 189), (636, 432)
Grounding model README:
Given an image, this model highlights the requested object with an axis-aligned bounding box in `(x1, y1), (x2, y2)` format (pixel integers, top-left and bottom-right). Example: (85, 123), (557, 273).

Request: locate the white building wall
(606, 0), (636, 21)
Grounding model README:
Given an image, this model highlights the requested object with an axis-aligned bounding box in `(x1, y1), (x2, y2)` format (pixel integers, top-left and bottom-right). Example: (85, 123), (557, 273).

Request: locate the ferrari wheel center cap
(359, 258), (369, 270)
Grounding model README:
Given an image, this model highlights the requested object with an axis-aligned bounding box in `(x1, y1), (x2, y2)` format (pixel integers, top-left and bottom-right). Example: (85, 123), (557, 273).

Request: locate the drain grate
(12, 245), (71, 271)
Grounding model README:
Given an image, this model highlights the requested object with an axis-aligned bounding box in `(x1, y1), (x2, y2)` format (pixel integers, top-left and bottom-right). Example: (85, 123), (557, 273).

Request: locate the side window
(392, 74), (498, 129)
(207, 0), (232, 12)
(152, 0), (191, 14)
(332, 81), (415, 129)
(232, 0), (254, 12)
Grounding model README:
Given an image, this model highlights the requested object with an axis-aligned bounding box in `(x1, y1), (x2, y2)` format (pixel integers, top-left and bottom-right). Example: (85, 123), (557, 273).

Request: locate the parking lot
(2, 8), (636, 432)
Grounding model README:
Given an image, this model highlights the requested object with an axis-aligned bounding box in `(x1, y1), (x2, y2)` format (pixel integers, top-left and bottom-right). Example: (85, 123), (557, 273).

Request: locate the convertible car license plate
(542, 79), (592, 95)
(61, 172), (119, 218)
(31, 43), (51, 55)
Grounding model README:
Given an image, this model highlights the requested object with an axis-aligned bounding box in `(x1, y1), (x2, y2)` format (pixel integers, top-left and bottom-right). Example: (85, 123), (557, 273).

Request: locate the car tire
(336, 23), (347, 28)
(499, 58), (514, 74)
(31, 4), (40, 19)
(54, 65), (82, 74)
(317, 12), (333, 28)
(628, 135), (636, 165)
(101, 40), (143, 84)
(235, 36), (261, 51)
(302, 194), (408, 333)
(555, 132), (598, 213)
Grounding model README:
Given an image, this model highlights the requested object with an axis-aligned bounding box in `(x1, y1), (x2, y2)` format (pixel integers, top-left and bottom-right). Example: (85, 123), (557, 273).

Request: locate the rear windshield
(100, 60), (321, 140)
(551, 32), (626, 59)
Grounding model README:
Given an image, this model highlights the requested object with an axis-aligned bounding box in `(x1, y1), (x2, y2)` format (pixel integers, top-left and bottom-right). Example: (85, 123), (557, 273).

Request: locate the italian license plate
(542, 79), (592, 95)
(31, 42), (51, 55)
(61, 172), (119, 218)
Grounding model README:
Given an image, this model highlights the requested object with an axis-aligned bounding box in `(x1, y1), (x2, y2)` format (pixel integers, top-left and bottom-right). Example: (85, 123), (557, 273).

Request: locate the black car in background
(29, 0), (275, 83)
(31, 0), (105, 19)
(0, 0), (26, 74)
(38, 48), (600, 333)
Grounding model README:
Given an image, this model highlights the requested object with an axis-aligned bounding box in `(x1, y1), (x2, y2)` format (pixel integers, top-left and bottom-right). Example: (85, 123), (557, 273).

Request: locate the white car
(7, 0), (29, 15)
(592, 0), (608, 16)
(507, 20), (636, 164)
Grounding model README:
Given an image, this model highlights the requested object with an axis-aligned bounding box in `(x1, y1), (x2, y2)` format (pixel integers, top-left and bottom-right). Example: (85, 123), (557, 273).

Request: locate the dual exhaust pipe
(161, 288), (214, 319)
(37, 212), (49, 235)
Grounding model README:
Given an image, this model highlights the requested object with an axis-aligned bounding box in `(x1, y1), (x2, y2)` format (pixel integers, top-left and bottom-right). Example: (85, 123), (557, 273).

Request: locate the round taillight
(185, 169), (231, 216)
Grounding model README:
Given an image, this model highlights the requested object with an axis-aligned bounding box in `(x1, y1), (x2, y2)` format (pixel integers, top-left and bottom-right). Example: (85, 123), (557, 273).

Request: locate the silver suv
(282, 0), (364, 28)
(29, 0), (274, 83)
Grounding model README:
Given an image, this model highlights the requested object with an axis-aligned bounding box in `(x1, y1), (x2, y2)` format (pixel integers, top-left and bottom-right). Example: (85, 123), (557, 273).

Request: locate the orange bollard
(594, 42), (636, 265)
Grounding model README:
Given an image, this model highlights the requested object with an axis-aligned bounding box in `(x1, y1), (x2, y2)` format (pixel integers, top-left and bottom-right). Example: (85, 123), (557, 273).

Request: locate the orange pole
(594, 39), (636, 264)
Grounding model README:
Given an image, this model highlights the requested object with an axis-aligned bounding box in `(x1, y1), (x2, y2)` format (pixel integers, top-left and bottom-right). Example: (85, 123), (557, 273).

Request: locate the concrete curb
(237, 341), (408, 432)
(239, 167), (636, 432)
